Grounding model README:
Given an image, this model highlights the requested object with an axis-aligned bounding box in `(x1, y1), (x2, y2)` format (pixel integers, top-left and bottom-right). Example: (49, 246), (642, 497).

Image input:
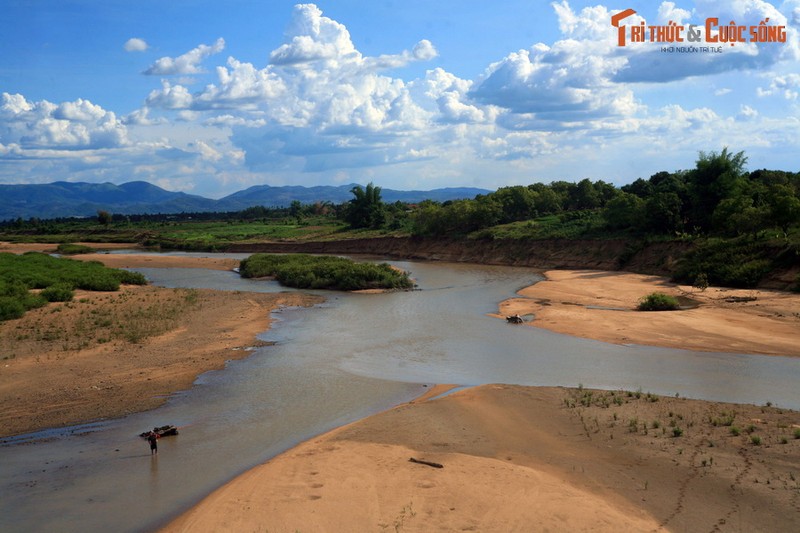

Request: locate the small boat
(140, 425), (179, 438)
(506, 314), (524, 324)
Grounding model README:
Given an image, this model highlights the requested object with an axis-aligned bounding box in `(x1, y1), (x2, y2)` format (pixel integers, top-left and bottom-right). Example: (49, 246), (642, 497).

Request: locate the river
(1, 257), (798, 532)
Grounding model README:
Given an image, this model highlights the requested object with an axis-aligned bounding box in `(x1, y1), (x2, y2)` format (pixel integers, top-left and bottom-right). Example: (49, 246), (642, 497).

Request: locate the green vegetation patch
(637, 292), (680, 311)
(56, 243), (95, 255)
(672, 237), (785, 288)
(0, 252), (147, 321)
(239, 253), (413, 291)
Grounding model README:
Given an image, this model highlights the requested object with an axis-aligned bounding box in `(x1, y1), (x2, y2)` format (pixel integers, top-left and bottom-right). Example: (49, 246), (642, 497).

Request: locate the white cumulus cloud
(146, 3), (438, 139)
(146, 81), (194, 109)
(269, 4), (355, 66)
(469, 3), (637, 124)
(657, 1), (692, 24)
(144, 38), (225, 76)
(124, 38), (149, 52)
(1, 93), (128, 149)
(758, 73), (800, 99)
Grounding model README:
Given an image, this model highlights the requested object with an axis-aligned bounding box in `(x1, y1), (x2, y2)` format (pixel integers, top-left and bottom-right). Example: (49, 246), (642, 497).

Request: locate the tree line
(404, 149), (799, 238)
(3, 149), (798, 241)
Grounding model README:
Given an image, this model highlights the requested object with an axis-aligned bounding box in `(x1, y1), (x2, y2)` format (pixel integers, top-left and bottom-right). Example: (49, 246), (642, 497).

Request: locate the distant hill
(0, 181), (489, 220)
(217, 184), (489, 210)
(0, 181), (217, 220)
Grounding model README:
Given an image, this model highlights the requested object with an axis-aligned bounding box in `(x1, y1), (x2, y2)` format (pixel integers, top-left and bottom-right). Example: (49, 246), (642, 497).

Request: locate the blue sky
(1, 1), (798, 198)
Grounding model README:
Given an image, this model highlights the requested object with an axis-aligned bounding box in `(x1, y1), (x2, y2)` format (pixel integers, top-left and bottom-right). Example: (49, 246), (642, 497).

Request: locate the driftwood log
(409, 457), (443, 468)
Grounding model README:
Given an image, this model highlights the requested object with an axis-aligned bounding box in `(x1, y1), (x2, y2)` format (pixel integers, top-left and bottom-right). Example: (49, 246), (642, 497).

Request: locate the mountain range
(0, 181), (490, 221)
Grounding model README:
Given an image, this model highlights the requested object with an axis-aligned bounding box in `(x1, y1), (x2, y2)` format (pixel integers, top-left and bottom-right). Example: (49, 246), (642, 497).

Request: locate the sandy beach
(2, 243), (798, 531)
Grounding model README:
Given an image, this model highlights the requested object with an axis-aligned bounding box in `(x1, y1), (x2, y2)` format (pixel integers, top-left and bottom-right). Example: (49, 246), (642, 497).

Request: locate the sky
(1, 0), (799, 198)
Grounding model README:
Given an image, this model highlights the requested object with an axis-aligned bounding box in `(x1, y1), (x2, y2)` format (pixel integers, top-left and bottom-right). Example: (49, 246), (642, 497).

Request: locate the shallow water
(1, 257), (798, 533)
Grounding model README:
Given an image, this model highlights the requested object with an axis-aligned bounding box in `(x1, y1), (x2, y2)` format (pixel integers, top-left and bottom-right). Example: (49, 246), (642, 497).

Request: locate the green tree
(593, 180), (619, 205)
(621, 178), (654, 198)
(687, 148), (748, 231)
(767, 185), (800, 235)
(493, 186), (536, 223)
(548, 181), (577, 210)
(345, 182), (386, 229)
(289, 200), (303, 219)
(410, 196), (500, 236)
(645, 192), (684, 233)
(529, 185), (562, 214)
(410, 200), (443, 236)
(471, 195), (502, 229)
(569, 179), (602, 210)
(713, 196), (768, 237)
(603, 192), (645, 229)
(97, 210), (112, 226)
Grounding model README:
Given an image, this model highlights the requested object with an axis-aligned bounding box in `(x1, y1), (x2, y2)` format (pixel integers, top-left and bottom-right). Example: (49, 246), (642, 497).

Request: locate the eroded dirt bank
(226, 236), (799, 290)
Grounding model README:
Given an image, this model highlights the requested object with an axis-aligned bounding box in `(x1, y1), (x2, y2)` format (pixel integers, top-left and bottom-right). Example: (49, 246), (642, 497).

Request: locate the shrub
(56, 243), (95, 255)
(41, 283), (74, 302)
(638, 292), (680, 311)
(692, 272), (709, 291)
(751, 435), (762, 445)
(712, 413), (735, 427)
(21, 292), (47, 310)
(73, 274), (120, 292)
(0, 252), (146, 320)
(113, 270), (148, 286)
(0, 297), (25, 320)
(672, 238), (774, 288)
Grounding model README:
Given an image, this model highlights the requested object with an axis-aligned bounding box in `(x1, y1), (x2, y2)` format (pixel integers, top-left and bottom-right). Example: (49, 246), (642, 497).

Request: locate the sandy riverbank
(4, 243), (799, 530)
(496, 269), (800, 356)
(164, 384), (800, 532)
(163, 267), (800, 532)
(0, 246), (321, 436)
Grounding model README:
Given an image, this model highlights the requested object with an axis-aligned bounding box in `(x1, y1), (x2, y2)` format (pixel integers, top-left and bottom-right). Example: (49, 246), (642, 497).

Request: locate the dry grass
(1, 286), (200, 357)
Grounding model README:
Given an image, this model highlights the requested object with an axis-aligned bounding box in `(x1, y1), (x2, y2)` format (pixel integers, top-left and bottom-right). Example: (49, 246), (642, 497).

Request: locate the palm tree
(346, 182), (385, 228)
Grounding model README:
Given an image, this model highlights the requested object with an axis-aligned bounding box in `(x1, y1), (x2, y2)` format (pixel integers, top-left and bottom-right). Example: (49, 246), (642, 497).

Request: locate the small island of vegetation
(239, 253), (413, 291)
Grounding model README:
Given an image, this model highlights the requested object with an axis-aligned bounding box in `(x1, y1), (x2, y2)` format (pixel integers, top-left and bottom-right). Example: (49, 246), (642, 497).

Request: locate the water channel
(1, 256), (798, 532)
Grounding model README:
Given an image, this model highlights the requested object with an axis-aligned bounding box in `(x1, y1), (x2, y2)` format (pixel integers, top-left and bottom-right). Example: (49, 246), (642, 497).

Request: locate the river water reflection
(1, 257), (798, 532)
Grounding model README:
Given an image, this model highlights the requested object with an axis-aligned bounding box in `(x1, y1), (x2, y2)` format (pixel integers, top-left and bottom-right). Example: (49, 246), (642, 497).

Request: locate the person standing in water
(147, 432), (159, 455)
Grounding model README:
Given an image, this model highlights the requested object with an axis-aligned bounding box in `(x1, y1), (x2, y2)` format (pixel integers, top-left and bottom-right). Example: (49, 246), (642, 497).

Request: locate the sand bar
(496, 269), (800, 356)
(164, 384), (800, 532)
